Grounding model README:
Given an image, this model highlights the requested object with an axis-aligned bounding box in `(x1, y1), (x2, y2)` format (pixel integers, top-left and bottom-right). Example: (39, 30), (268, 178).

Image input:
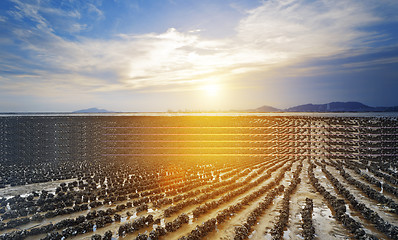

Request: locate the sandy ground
(346, 166), (398, 201)
(325, 164), (398, 226)
(2, 161), (397, 240)
(5, 158), (395, 240)
(313, 164), (387, 239)
(21, 159), (273, 240)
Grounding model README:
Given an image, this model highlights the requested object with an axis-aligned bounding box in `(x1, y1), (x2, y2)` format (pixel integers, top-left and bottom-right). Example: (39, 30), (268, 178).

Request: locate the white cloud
(10, 0), (53, 32)
(237, 0), (380, 58)
(39, 6), (81, 18)
(87, 3), (104, 20)
(3, 0), (396, 97)
(69, 23), (88, 33)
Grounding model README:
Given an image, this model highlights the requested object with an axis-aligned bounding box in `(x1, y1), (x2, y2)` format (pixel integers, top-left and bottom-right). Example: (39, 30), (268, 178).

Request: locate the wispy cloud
(1, 0), (397, 98)
(87, 3), (104, 20)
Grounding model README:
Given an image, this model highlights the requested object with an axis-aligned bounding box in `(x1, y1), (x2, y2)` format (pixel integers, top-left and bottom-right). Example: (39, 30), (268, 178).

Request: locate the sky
(0, 0), (398, 112)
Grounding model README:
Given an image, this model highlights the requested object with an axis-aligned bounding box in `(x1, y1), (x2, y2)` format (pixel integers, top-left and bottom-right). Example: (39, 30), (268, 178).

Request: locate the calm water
(1, 112), (398, 117)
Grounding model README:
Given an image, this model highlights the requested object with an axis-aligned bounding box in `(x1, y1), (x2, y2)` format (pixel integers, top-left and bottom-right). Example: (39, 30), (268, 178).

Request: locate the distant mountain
(247, 105), (281, 112)
(73, 108), (112, 113)
(285, 102), (375, 112)
(248, 102), (398, 112)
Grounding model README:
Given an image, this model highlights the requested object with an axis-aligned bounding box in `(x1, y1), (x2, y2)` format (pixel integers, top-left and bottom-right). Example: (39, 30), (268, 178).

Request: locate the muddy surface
(0, 179), (76, 199)
(1, 116), (397, 240)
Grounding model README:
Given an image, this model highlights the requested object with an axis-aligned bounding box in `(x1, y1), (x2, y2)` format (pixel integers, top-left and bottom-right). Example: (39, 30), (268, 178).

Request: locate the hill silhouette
(247, 102), (398, 112)
(73, 108), (112, 113)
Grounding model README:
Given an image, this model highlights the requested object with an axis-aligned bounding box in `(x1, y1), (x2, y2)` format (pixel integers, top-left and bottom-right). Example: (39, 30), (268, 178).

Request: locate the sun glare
(203, 84), (220, 96)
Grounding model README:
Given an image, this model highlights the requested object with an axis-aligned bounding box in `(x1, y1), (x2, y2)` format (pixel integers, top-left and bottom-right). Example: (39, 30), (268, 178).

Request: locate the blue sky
(0, 0), (398, 112)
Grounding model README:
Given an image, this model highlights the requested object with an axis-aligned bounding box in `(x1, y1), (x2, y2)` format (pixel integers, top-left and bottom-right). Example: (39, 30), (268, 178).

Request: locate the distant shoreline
(1, 112), (398, 117)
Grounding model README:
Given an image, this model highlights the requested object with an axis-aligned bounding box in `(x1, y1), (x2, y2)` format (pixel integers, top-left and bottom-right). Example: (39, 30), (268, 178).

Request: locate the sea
(1, 112), (398, 117)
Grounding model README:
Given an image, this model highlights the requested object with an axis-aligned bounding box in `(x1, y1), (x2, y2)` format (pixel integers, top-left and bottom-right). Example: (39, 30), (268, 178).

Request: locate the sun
(202, 84), (220, 96)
